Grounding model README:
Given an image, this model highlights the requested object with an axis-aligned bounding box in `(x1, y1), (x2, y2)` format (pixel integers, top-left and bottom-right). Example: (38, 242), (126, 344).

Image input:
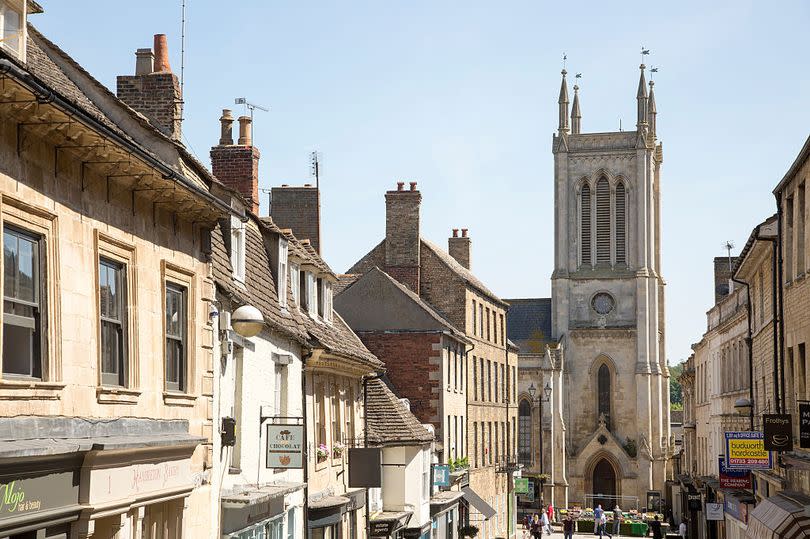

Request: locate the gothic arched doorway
(592, 458), (616, 511)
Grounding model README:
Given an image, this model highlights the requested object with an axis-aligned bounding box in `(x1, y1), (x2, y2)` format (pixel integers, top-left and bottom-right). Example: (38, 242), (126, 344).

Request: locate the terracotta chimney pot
(452, 228), (459, 238)
(219, 109), (234, 145)
(397, 182), (405, 191)
(409, 181), (417, 191)
(461, 228), (468, 238)
(237, 116), (252, 146)
(153, 34), (171, 73)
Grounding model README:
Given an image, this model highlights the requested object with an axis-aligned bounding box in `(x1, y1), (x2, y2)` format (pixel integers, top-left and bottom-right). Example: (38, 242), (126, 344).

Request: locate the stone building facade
(346, 183), (518, 539)
(549, 66), (671, 509)
(0, 15), (237, 537)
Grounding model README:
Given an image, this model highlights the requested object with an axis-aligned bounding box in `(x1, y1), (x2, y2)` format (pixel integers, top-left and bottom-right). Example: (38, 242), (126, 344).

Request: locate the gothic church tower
(551, 65), (670, 509)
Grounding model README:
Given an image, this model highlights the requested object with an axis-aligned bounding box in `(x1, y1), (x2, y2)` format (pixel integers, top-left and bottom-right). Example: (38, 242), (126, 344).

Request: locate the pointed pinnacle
(648, 80), (657, 113)
(637, 64), (648, 99)
(558, 69), (569, 104)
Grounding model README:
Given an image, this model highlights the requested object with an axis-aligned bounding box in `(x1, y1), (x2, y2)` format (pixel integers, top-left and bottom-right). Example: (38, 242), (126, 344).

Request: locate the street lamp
(232, 304), (264, 337)
(543, 382), (552, 402)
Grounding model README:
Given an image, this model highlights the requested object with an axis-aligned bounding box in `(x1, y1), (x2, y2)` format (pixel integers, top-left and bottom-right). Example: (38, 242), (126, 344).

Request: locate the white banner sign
(706, 502), (724, 521)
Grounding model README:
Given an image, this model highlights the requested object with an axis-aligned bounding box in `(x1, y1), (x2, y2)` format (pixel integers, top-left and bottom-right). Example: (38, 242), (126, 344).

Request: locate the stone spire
(636, 64), (648, 130)
(648, 79), (657, 139)
(558, 69), (570, 134)
(571, 84), (581, 134)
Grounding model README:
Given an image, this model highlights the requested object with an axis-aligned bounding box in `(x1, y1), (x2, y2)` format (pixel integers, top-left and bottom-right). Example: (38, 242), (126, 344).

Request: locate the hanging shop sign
(718, 458), (752, 489)
(762, 414), (793, 451)
(514, 478), (530, 495)
(799, 403), (810, 449)
(519, 481), (535, 503)
(705, 503), (724, 521)
(724, 431), (772, 470)
(723, 495), (749, 524)
(266, 424), (304, 469)
(687, 493), (702, 511)
(433, 465), (450, 487)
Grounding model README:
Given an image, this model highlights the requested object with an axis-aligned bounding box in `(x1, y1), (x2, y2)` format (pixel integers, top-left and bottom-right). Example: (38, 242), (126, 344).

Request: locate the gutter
(0, 58), (240, 219)
(774, 193), (786, 416)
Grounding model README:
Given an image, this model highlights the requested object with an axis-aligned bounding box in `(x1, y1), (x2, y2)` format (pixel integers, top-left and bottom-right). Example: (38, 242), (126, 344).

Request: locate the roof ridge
(420, 238), (507, 306)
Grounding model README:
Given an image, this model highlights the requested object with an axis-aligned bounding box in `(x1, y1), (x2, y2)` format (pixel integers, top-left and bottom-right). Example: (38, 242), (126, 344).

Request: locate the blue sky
(35, 1), (810, 365)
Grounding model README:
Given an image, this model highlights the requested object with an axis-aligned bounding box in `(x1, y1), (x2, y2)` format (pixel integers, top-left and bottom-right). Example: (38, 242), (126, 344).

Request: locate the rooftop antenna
(180, 0), (186, 96)
(310, 151), (322, 190)
(234, 97), (269, 141)
(619, 118), (622, 131)
(724, 240), (735, 272)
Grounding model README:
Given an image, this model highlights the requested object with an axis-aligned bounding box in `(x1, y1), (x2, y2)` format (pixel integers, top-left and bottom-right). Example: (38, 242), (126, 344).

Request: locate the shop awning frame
(461, 486), (497, 520)
(746, 491), (810, 539)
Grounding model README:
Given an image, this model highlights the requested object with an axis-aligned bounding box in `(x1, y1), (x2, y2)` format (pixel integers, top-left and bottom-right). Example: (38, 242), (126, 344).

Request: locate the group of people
(523, 503), (688, 538)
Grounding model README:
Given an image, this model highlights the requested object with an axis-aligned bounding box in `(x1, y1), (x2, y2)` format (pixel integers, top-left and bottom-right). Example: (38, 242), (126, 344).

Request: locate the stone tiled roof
(334, 274), (360, 295)
(366, 377), (433, 446)
(420, 239), (506, 306)
(504, 298), (554, 354)
(213, 216), (380, 367)
(25, 25), (225, 193)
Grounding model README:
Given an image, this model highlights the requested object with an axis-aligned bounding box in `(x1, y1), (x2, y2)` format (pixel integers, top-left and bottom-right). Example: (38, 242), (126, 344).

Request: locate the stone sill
(97, 386), (141, 405)
(0, 379), (64, 401)
(163, 391), (198, 407)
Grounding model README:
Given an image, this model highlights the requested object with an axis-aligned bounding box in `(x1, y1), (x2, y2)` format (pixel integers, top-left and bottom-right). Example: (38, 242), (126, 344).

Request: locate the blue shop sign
(433, 465), (450, 487)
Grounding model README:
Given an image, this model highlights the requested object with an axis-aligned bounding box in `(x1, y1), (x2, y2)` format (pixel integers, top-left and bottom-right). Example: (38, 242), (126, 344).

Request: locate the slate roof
(365, 377), (433, 446)
(504, 298), (554, 354)
(213, 215), (380, 367)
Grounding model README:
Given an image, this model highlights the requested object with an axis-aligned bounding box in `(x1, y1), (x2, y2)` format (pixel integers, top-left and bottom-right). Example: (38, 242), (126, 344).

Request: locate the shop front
(722, 492), (752, 539)
(369, 512), (412, 539)
(308, 495), (349, 539)
(0, 455), (84, 538)
(74, 440), (203, 538)
(220, 483), (304, 539)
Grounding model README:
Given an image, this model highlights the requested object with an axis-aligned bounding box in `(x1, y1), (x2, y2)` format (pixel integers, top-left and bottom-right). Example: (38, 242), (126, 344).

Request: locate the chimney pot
(153, 34), (171, 73)
(281, 184), (289, 187)
(452, 228), (459, 238)
(304, 183), (312, 187)
(237, 116), (252, 146)
(134, 48), (154, 76)
(461, 228), (468, 238)
(397, 182), (405, 191)
(219, 109), (234, 146)
(409, 181), (417, 191)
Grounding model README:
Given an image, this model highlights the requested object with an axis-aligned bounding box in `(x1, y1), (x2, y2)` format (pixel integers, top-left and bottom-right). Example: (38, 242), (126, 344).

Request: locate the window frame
(230, 217), (246, 283)
(2, 224), (45, 379)
(162, 261), (195, 396)
(278, 238), (289, 308)
(98, 257), (128, 387)
(0, 3), (24, 60)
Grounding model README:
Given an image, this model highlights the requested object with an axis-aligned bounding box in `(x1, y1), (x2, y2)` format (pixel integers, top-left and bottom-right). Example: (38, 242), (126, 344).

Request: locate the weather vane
(563, 53), (567, 71)
(650, 66), (659, 80)
(641, 46), (650, 63)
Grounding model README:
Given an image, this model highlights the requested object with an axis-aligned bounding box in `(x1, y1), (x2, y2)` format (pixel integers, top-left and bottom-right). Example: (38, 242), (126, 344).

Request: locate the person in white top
(540, 511), (551, 536)
(679, 519), (687, 538)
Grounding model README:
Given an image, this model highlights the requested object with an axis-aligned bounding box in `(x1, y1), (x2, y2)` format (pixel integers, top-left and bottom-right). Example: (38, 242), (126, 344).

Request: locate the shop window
(165, 283), (187, 392)
(3, 225), (44, 378)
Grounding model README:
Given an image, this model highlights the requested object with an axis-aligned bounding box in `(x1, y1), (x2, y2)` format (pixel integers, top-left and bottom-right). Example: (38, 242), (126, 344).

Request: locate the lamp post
(527, 381), (552, 508)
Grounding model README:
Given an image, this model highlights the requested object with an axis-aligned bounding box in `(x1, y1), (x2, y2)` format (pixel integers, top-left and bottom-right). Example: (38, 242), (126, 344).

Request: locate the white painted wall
(381, 444), (432, 530)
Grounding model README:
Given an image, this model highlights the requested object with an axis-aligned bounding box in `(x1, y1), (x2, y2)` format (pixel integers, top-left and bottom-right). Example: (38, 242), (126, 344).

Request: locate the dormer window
(277, 239), (288, 308)
(230, 217), (246, 283)
(306, 272), (317, 317)
(0, 3), (23, 60)
(317, 277), (324, 318)
(325, 281), (333, 323)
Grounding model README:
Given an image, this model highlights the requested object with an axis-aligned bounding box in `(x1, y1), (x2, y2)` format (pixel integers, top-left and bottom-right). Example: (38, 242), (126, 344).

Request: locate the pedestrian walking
(531, 513), (541, 539)
(598, 512), (612, 539)
(593, 504), (604, 534)
(541, 511), (551, 536)
(547, 503), (555, 526)
(562, 514), (575, 539)
(612, 505), (622, 536)
(679, 519), (687, 539)
(647, 515), (663, 539)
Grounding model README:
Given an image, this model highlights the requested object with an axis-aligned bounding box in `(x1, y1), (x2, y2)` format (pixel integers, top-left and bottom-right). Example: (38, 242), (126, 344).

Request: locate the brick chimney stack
(713, 256), (739, 304)
(116, 34), (183, 140)
(448, 227), (471, 270)
(210, 111), (261, 214)
(384, 181), (421, 292)
(270, 185), (321, 253)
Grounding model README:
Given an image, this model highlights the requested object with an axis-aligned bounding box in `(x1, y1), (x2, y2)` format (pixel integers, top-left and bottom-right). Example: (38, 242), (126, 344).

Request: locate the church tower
(551, 64), (670, 510)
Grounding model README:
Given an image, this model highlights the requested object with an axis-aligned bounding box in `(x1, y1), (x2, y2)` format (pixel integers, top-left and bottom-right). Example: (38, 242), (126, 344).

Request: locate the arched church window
(598, 364), (611, 429)
(596, 178), (610, 264)
(615, 182), (626, 264)
(581, 183), (592, 266)
(518, 399), (532, 466)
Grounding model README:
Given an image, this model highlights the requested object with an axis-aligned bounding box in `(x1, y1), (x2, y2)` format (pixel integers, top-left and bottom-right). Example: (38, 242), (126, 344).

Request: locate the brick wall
(116, 73), (182, 140)
(420, 245), (467, 330)
(358, 331), (441, 435)
(713, 255), (738, 305)
(210, 145), (260, 214)
(270, 186), (321, 252)
(448, 233), (471, 270)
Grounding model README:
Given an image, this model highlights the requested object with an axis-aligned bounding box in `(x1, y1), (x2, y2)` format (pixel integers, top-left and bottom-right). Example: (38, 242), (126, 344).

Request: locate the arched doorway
(592, 458), (616, 511)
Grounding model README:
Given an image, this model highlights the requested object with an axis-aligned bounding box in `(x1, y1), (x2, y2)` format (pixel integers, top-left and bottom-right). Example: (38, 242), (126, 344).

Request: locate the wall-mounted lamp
(734, 397), (752, 417)
(232, 304), (264, 337)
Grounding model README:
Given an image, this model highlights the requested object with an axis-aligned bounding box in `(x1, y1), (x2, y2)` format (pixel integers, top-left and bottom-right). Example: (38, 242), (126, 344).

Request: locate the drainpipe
(775, 193), (787, 415)
(362, 372), (384, 539)
(730, 276), (755, 431)
(302, 347), (313, 538)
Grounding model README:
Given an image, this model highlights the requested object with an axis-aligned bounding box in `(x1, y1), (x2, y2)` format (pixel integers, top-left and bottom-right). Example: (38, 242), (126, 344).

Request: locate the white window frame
(307, 272), (317, 317)
(278, 238), (288, 308)
(290, 263), (300, 307)
(230, 217), (246, 283)
(0, 2), (24, 61)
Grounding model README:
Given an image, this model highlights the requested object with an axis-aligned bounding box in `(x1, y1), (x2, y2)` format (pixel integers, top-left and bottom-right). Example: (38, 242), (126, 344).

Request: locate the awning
(746, 491), (810, 539)
(308, 496), (350, 529)
(369, 511), (412, 537)
(462, 486), (497, 520)
(430, 490), (465, 516)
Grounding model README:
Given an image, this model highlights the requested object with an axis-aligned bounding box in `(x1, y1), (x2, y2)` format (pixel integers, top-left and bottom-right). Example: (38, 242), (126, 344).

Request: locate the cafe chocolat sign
(763, 414), (793, 452)
(266, 424), (304, 469)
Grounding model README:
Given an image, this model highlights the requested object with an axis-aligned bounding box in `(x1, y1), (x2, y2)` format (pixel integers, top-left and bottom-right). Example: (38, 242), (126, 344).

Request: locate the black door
(592, 459), (616, 511)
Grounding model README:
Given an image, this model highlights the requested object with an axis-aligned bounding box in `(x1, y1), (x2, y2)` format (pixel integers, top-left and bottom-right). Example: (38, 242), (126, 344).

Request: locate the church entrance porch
(592, 459), (616, 511)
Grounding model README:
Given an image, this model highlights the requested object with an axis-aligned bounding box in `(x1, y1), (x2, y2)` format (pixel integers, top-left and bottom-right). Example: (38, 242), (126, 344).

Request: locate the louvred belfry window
(615, 182), (626, 264)
(581, 184), (591, 266)
(596, 178), (610, 264)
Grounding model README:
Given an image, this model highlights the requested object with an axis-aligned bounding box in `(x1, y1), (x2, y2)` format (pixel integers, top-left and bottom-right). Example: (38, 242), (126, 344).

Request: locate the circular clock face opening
(592, 292), (615, 315)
